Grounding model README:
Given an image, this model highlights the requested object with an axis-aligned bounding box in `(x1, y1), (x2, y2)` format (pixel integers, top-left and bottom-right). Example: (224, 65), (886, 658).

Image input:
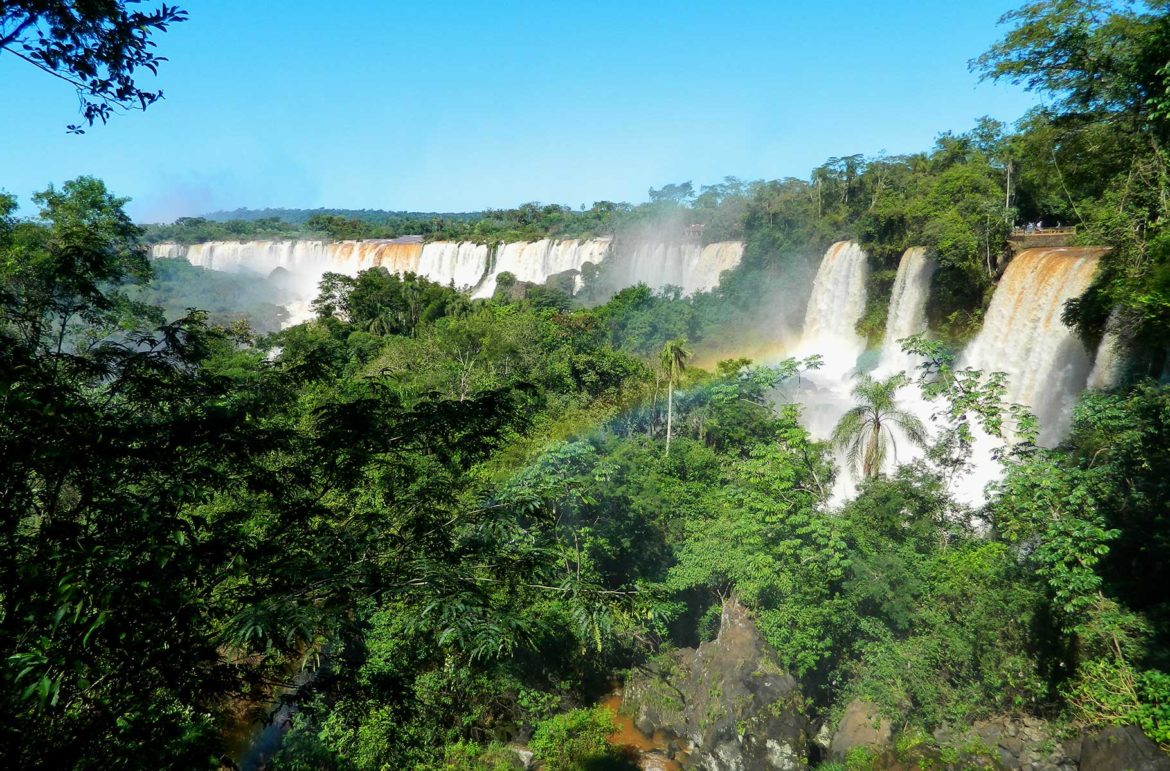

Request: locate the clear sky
(1, 1), (1042, 222)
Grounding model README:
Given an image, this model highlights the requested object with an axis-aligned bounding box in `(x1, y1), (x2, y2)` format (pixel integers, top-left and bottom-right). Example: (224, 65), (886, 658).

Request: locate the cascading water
(877, 247), (935, 375)
(604, 241), (744, 295)
(417, 242), (490, 289)
(799, 241), (870, 371)
(960, 247), (1106, 445)
(791, 242), (870, 437)
(787, 241), (874, 497)
(691, 242), (744, 293)
(152, 236), (744, 324)
(1087, 311), (1126, 390)
(154, 239), (431, 277)
(177, 239), (334, 274)
(152, 238), (435, 327)
(474, 238), (612, 298)
(153, 236), (746, 300)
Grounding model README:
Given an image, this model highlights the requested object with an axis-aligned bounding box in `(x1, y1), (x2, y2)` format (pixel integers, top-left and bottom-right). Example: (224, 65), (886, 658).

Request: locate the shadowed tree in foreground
(0, 1), (187, 132)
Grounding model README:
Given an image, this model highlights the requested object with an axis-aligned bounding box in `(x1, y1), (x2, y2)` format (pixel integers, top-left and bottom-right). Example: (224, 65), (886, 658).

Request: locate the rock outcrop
(1080, 725), (1170, 771)
(624, 597), (811, 770)
(829, 700), (892, 761)
(934, 716), (1079, 770)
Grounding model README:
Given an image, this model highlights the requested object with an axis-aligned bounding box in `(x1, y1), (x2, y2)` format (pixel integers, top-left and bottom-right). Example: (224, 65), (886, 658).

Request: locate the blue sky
(1, 1), (1042, 222)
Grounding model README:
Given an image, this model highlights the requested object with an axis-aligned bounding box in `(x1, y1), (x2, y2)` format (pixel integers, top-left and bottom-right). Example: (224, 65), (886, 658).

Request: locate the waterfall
(691, 242), (744, 293)
(604, 241), (744, 295)
(878, 247), (935, 374)
(960, 247), (1106, 444)
(790, 240), (870, 447)
(330, 240), (424, 275)
(1087, 311), (1126, 390)
(152, 238), (478, 287)
(800, 241), (870, 368)
(473, 238), (612, 298)
(151, 235), (744, 323)
(417, 242), (490, 289)
(162, 240), (343, 275)
(784, 240), (878, 502)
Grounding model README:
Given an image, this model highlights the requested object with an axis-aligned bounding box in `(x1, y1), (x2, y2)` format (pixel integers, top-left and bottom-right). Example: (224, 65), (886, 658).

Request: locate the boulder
(828, 700), (892, 760)
(934, 716), (1078, 769)
(1080, 725), (1170, 771)
(505, 743), (534, 769)
(625, 597), (811, 770)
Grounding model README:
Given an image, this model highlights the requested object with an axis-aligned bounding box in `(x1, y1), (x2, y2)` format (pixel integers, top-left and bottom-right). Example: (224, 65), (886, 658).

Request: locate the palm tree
(832, 372), (927, 480)
(660, 338), (692, 456)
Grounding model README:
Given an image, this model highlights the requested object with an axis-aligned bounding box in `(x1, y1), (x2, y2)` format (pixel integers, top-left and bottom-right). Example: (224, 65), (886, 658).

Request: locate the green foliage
(528, 707), (626, 771)
(843, 745), (879, 770)
(12, 1), (1170, 764)
(311, 267), (465, 335)
(1, 2), (188, 132)
(668, 435), (846, 674)
(130, 256), (290, 333)
(993, 384), (1170, 746)
(1066, 659), (1170, 747)
(440, 741), (525, 770)
(832, 372), (928, 480)
(828, 468), (1047, 728)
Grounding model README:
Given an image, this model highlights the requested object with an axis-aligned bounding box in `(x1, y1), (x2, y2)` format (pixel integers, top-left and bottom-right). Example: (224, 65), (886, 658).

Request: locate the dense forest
(3, 1), (1170, 770)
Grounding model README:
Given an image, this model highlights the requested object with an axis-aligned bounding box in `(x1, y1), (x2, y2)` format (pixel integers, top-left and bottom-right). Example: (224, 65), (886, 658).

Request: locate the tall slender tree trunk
(1005, 159), (1012, 221)
(666, 379), (674, 456)
(863, 424), (880, 479)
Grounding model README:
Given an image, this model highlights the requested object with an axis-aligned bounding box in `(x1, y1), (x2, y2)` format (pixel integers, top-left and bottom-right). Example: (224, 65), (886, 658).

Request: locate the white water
(474, 238), (612, 298)
(960, 247), (1105, 445)
(1087, 311), (1126, 390)
(799, 241), (870, 374)
(152, 236), (746, 320)
(763, 242), (1109, 508)
(151, 238), (459, 326)
(604, 241), (744, 295)
(878, 247), (935, 375)
(787, 242), (873, 499)
(418, 242), (490, 289)
(158, 239), (431, 279)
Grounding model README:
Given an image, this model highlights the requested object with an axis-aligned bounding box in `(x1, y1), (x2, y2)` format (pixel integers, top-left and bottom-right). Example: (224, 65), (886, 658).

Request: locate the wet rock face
(625, 598), (811, 770)
(934, 716), (1080, 770)
(1080, 725), (1170, 771)
(828, 700), (892, 760)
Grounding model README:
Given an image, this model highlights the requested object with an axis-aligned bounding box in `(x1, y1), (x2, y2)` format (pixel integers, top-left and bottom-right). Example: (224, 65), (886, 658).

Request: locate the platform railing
(1010, 226), (1076, 236)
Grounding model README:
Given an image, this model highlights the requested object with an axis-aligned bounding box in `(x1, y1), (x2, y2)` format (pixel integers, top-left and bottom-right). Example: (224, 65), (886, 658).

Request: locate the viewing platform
(1008, 226), (1076, 251)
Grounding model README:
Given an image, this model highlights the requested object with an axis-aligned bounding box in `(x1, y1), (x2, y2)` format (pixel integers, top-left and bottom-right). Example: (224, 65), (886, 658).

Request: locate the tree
(648, 181), (694, 205)
(832, 372), (927, 480)
(1, 2), (188, 132)
(2, 176), (153, 355)
(660, 338), (691, 455)
(668, 439), (844, 674)
(972, 0), (1170, 128)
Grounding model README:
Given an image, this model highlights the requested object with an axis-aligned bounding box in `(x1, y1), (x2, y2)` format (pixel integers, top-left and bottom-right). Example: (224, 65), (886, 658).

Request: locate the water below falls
(784, 243), (1108, 507)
